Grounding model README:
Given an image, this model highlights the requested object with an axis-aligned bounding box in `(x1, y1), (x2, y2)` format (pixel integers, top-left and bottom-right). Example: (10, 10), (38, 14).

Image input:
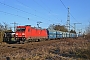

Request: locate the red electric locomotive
(15, 25), (48, 42)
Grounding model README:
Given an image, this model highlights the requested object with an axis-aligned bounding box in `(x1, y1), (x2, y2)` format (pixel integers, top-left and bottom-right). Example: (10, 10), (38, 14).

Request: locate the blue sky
(0, 0), (90, 33)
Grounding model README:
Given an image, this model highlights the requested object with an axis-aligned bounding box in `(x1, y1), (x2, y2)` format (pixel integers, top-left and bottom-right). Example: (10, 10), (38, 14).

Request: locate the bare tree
(70, 29), (76, 33)
(0, 22), (12, 31)
(3, 22), (8, 31)
(48, 24), (68, 32)
(0, 23), (4, 31)
(48, 24), (55, 30)
(86, 22), (90, 34)
(85, 22), (90, 39)
(54, 25), (68, 32)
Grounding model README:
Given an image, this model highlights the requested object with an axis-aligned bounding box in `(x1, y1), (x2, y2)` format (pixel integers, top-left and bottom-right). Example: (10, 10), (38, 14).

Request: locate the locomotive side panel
(30, 28), (48, 39)
(15, 25), (48, 42)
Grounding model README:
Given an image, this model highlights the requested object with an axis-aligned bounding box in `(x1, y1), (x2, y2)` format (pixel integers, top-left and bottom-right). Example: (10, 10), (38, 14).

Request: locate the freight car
(0, 31), (15, 43)
(3, 32), (15, 42)
(47, 29), (57, 39)
(14, 25), (77, 43)
(56, 31), (63, 39)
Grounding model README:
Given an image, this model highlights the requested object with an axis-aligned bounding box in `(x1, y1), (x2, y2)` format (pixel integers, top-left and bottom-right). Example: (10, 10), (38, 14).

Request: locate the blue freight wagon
(62, 32), (67, 38)
(47, 29), (56, 39)
(70, 33), (76, 38)
(56, 31), (63, 38)
(66, 32), (69, 38)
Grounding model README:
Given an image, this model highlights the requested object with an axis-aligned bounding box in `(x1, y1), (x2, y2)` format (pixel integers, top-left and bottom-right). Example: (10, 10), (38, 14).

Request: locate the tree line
(0, 22), (12, 32)
(48, 24), (76, 33)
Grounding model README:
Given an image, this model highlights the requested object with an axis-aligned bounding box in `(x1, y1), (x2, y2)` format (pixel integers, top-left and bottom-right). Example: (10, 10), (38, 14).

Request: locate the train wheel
(20, 40), (24, 44)
(17, 40), (20, 44)
(37, 39), (40, 42)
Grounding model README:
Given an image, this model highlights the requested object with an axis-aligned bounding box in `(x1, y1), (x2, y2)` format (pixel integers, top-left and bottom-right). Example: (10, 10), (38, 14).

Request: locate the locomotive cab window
(16, 28), (26, 31)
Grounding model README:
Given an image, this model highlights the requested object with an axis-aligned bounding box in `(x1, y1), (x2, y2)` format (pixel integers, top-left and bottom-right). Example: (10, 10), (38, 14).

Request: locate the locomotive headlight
(16, 33), (18, 35)
(22, 33), (25, 35)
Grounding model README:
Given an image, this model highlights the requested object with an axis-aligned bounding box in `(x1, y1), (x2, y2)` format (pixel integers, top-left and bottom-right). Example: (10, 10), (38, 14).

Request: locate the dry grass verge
(0, 38), (90, 60)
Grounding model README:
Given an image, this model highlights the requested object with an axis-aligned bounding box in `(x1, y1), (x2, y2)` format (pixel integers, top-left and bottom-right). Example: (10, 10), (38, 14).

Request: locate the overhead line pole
(67, 7), (70, 32)
(11, 22), (18, 32)
(66, 7), (70, 37)
(74, 23), (82, 31)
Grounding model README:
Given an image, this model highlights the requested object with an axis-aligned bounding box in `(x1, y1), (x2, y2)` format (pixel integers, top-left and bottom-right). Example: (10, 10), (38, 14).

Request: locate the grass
(0, 38), (90, 60)
(75, 43), (90, 59)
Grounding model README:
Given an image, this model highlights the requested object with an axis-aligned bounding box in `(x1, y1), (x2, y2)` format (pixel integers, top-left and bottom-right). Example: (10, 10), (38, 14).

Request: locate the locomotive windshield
(16, 28), (26, 31)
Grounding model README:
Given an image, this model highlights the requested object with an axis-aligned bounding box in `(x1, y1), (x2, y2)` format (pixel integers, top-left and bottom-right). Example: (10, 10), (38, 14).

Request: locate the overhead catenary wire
(16, 0), (59, 24)
(0, 0), (78, 27)
(16, 0), (41, 14)
(40, 0), (51, 13)
(0, 1), (70, 29)
(15, 0), (50, 22)
(0, 1), (52, 27)
(40, 0), (60, 21)
(0, 1), (48, 20)
(32, 0), (53, 22)
(33, 0), (51, 13)
(0, 2), (34, 16)
(59, 0), (83, 33)
(59, 0), (67, 9)
(59, 0), (78, 22)
(33, 0), (61, 24)
(0, 10), (28, 19)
